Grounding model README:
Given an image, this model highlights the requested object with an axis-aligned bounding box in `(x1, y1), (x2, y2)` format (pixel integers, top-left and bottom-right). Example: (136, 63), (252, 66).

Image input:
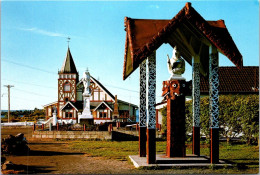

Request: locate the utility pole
(4, 85), (14, 123)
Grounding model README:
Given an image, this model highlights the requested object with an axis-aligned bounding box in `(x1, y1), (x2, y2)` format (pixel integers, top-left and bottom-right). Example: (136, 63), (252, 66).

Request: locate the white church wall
(100, 91), (105, 101)
(74, 110), (76, 118)
(94, 91), (99, 101)
(106, 95), (113, 101)
(48, 107), (52, 116)
(158, 110), (163, 125)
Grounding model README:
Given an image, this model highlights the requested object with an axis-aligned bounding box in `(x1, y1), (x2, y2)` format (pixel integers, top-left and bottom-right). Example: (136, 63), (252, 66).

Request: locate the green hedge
(160, 94), (259, 144)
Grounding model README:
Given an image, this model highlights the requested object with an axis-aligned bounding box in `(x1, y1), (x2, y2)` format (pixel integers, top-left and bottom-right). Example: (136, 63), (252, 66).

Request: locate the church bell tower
(57, 47), (79, 118)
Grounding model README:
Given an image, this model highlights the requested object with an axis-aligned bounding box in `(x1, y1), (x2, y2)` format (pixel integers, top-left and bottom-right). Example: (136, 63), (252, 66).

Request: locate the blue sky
(1, 0), (259, 110)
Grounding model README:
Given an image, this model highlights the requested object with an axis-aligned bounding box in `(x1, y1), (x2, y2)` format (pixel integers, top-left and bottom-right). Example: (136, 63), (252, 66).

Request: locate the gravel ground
(1, 127), (138, 174)
(3, 140), (137, 174)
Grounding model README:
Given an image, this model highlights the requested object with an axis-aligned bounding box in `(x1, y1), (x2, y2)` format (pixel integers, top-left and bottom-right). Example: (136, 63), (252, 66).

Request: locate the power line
(2, 78), (56, 90)
(104, 84), (139, 93)
(12, 88), (54, 98)
(1, 96), (55, 104)
(3, 77), (137, 94)
(2, 59), (56, 75)
(2, 58), (153, 95)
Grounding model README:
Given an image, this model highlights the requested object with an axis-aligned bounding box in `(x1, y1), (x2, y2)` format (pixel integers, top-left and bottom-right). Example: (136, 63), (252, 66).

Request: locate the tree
(159, 106), (167, 136)
(161, 94), (259, 145)
(238, 95), (259, 144)
(218, 95), (242, 143)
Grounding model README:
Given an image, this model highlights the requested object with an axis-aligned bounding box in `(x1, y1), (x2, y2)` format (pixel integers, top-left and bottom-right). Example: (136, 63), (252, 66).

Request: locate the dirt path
(4, 140), (136, 174)
(1, 127), (137, 174)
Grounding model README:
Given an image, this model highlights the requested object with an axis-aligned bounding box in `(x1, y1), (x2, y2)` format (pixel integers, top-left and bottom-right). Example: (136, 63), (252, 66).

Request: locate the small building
(43, 47), (138, 124)
(200, 66), (259, 95)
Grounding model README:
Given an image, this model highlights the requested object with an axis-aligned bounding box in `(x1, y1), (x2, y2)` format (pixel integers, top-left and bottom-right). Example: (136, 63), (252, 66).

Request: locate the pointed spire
(60, 47), (78, 74)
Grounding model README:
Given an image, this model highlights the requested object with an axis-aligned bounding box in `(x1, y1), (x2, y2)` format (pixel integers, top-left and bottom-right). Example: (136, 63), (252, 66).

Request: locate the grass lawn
(69, 140), (259, 174)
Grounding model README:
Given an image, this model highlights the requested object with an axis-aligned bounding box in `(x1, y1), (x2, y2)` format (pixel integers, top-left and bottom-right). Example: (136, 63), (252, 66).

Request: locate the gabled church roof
(90, 76), (115, 101)
(60, 47), (78, 74)
(77, 76), (116, 102)
(60, 101), (79, 111)
(94, 101), (113, 111)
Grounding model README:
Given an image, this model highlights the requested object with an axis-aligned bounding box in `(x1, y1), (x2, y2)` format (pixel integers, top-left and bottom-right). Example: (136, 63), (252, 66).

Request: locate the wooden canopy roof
(123, 2), (243, 80)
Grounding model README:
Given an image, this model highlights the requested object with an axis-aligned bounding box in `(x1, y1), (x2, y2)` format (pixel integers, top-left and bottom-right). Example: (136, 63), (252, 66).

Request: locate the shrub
(161, 94), (259, 144)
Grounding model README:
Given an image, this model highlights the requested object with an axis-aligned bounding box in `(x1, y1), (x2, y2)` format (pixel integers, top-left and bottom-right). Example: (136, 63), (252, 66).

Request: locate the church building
(43, 47), (138, 124)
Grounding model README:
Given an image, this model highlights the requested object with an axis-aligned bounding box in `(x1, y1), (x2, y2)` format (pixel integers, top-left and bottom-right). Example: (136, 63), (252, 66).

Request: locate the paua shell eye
(182, 84), (185, 87)
(173, 84), (177, 88)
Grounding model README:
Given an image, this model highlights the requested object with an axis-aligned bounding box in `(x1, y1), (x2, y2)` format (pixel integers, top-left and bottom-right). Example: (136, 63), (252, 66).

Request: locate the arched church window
(64, 82), (71, 92)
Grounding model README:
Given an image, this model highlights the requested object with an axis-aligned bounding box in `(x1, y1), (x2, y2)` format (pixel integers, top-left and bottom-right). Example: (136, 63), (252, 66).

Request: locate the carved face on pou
(162, 80), (188, 100)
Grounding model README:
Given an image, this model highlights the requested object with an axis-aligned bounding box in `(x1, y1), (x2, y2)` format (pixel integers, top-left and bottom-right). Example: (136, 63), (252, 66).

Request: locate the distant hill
(1, 110), (31, 112)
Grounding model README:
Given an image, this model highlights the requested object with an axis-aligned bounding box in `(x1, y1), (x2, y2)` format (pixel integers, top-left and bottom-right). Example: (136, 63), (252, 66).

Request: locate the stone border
(129, 154), (232, 168)
(32, 131), (111, 140)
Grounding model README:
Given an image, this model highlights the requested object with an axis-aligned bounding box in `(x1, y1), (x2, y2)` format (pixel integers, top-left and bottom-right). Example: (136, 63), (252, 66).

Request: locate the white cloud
(149, 5), (160, 9)
(19, 27), (67, 38)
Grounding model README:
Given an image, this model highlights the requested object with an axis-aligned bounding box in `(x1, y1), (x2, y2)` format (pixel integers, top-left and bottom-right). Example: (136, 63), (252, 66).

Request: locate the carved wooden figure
(162, 80), (191, 157)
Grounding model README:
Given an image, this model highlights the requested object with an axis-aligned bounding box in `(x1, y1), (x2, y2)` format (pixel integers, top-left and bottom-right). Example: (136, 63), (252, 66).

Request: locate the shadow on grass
(111, 131), (138, 141)
(29, 150), (84, 156)
(222, 159), (259, 170)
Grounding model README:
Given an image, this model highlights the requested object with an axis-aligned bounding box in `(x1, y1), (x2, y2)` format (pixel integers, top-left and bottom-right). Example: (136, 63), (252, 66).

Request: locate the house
(43, 47), (138, 124)
(200, 66), (259, 94)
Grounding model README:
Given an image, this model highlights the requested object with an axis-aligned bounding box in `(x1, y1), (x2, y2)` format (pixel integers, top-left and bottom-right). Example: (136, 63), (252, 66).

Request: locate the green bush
(161, 94), (259, 144)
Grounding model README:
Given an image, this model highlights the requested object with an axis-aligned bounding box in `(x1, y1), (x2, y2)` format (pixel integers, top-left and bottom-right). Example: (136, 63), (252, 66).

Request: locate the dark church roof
(60, 47), (78, 74)
(90, 76), (115, 101)
(123, 2), (242, 80)
(200, 66), (259, 94)
(94, 101), (113, 111)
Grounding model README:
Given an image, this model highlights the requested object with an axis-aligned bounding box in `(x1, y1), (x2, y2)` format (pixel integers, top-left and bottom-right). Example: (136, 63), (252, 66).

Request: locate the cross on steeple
(67, 37), (71, 47)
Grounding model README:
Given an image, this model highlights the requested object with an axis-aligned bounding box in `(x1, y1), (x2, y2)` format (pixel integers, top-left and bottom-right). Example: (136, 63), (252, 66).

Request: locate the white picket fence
(43, 117), (53, 125)
(1, 122), (35, 126)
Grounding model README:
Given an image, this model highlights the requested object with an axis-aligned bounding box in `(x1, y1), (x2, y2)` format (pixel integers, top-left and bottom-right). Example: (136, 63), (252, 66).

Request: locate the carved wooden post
(42, 124), (44, 130)
(163, 80), (186, 157)
(33, 124), (36, 131)
(147, 52), (156, 164)
(139, 59), (147, 157)
(209, 45), (219, 164)
(192, 56), (200, 156)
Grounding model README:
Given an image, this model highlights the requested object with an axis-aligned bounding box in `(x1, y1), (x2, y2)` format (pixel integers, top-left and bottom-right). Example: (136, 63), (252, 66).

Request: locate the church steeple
(60, 47), (78, 74)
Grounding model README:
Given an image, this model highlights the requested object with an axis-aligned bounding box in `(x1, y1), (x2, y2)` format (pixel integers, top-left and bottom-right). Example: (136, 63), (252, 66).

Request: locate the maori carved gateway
(123, 2), (242, 164)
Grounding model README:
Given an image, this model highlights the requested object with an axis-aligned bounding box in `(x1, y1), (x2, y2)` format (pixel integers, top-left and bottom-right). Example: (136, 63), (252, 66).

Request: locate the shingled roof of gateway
(60, 47), (78, 74)
(123, 2), (243, 80)
(200, 66), (259, 94)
